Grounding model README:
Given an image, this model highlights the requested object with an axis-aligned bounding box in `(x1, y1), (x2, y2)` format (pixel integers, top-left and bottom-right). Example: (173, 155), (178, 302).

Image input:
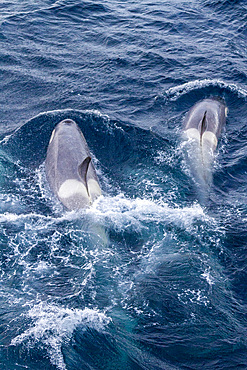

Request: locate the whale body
(45, 119), (101, 210)
(184, 97), (227, 152)
(183, 98), (227, 196)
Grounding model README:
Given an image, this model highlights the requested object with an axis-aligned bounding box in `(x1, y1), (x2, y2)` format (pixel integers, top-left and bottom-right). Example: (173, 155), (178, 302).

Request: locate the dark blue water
(0, 0), (247, 369)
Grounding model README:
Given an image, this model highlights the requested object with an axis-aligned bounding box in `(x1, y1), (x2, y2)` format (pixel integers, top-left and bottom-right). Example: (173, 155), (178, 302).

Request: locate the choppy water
(0, 0), (247, 369)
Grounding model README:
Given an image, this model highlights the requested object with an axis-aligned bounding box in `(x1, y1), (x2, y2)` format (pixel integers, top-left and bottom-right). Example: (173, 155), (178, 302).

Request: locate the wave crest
(11, 303), (111, 370)
(164, 79), (247, 101)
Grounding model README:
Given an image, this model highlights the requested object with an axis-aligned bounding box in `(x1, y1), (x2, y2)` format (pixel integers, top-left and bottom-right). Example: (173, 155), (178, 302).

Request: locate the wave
(163, 79), (247, 101)
(0, 188), (216, 237)
(0, 106), (244, 369)
(88, 194), (215, 232)
(11, 302), (111, 370)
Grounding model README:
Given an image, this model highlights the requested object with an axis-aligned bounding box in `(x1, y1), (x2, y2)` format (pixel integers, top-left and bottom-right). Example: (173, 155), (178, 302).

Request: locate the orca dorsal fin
(200, 111), (207, 145)
(78, 156), (91, 187)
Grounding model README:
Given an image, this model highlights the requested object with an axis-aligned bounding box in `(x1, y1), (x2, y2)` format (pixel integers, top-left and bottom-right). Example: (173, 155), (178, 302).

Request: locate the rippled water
(0, 0), (247, 369)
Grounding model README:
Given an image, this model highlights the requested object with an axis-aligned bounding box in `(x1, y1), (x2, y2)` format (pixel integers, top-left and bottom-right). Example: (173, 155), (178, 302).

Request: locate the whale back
(184, 98), (227, 151)
(184, 98), (227, 137)
(45, 119), (101, 210)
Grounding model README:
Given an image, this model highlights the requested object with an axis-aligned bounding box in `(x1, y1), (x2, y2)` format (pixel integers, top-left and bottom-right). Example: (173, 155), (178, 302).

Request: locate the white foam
(0, 212), (35, 223)
(11, 303), (111, 370)
(164, 79), (247, 100)
(0, 190), (217, 239)
(154, 150), (175, 165)
(201, 269), (215, 286)
(178, 288), (210, 306)
(32, 108), (109, 122)
(0, 133), (13, 145)
(87, 194), (215, 232)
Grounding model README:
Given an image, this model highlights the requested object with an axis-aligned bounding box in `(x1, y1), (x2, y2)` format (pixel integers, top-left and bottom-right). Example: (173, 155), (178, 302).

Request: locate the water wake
(164, 79), (247, 100)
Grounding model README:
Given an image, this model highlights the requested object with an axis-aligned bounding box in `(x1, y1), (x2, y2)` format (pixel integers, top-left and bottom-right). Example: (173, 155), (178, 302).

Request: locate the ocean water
(0, 0), (247, 369)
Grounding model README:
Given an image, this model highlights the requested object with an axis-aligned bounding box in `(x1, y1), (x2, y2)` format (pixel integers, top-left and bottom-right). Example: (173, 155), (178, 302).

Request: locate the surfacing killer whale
(45, 99), (227, 209)
(184, 97), (227, 152)
(45, 119), (101, 210)
(183, 97), (227, 192)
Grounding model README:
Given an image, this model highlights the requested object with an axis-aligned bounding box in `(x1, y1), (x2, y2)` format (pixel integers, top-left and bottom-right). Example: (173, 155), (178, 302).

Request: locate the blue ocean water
(0, 0), (247, 369)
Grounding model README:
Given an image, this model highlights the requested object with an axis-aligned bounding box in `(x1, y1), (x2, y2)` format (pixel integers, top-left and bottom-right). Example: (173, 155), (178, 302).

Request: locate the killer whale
(183, 97), (227, 195)
(45, 119), (101, 210)
(184, 97), (227, 153)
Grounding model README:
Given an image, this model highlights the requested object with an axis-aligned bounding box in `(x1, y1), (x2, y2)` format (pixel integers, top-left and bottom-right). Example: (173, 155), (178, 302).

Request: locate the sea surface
(0, 0), (247, 369)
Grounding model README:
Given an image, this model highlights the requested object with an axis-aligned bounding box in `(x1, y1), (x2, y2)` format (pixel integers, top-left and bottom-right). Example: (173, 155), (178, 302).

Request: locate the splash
(87, 194), (216, 232)
(11, 303), (111, 370)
